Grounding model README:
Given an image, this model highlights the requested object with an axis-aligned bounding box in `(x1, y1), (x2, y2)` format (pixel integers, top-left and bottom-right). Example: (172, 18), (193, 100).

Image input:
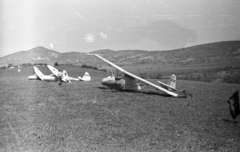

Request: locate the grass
(0, 66), (240, 152)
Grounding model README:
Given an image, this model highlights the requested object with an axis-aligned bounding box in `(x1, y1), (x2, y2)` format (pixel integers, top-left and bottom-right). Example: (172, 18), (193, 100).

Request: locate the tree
(54, 62), (59, 66)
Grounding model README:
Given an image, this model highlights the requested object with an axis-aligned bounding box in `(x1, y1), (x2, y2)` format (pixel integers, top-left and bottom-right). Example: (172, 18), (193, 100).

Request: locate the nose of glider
(28, 75), (37, 80)
(101, 77), (108, 84)
(102, 76), (115, 87)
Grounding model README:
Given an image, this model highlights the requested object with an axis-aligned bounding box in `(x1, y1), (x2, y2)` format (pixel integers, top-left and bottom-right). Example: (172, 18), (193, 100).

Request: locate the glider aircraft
(47, 65), (91, 82)
(28, 66), (61, 82)
(93, 54), (192, 98)
(28, 65), (91, 83)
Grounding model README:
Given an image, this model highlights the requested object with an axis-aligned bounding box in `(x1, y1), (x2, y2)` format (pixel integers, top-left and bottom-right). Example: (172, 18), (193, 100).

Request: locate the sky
(1, 0), (240, 57)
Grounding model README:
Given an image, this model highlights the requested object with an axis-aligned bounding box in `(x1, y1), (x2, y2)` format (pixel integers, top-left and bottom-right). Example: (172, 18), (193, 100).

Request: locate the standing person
(58, 70), (63, 85)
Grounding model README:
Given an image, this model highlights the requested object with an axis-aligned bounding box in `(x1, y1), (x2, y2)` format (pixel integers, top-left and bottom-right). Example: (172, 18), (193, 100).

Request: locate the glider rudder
(82, 72), (91, 81)
(167, 74), (176, 89)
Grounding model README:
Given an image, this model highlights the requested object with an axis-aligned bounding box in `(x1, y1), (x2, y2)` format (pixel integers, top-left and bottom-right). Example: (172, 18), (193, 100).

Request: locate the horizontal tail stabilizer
(68, 77), (79, 81)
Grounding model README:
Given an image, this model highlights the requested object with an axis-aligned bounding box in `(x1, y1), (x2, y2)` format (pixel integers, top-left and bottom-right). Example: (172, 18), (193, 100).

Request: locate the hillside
(0, 47), (93, 67)
(0, 46), (60, 66)
(92, 41), (240, 65)
(1, 41), (240, 67)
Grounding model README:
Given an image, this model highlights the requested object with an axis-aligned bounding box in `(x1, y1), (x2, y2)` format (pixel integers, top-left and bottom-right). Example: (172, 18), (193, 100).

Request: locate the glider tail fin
(80, 72), (91, 81)
(167, 74), (176, 89)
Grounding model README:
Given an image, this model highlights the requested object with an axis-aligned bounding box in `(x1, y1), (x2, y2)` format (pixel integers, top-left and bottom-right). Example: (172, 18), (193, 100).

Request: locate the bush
(54, 62), (59, 66)
(81, 64), (99, 70)
(0, 66), (6, 69)
(21, 63), (33, 67)
(6, 63), (13, 68)
(155, 73), (162, 79)
(139, 73), (147, 79)
(33, 63), (46, 66)
(223, 73), (240, 84)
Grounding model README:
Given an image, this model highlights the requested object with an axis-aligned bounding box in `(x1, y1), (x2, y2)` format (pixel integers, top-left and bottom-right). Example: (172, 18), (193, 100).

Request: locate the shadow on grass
(222, 118), (239, 124)
(143, 91), (173, 97)
(97, 86), (172, 97)
(97, 86), (108, 90)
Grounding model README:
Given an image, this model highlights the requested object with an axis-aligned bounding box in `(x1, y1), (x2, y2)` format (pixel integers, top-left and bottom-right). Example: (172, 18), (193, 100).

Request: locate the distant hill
(92, 41), (240, 65)
(0, 46), (60, 66)
(1, 41), (240, 67)
(0, 46), (93, 67)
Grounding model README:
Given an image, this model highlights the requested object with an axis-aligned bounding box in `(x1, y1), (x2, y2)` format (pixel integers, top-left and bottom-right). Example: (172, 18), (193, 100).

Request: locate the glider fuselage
(101, 76), (141, 91)
(28, 74), (59, 82)
(101, 78), (123, 90)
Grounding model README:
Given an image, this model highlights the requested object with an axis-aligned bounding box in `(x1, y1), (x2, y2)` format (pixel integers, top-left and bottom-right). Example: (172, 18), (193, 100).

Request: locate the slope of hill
(0, 46), (60, 66)
(1, 41), (240, 67)
(92, 41), (240, 65)
(0, 47), (92, 67)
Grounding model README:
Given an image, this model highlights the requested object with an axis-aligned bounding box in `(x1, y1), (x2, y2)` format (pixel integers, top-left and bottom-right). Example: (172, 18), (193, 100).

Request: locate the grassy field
(0, 66), (240, 152)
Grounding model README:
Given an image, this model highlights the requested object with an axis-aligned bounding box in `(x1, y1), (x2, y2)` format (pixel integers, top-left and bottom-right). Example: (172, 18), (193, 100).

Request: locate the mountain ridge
(1, 41), (240, 67)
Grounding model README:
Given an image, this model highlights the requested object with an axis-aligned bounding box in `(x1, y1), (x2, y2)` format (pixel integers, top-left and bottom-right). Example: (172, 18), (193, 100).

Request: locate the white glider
(47, 65), (91, 83)
(93, 54), (192, 98)
(28, 66), (59, 82)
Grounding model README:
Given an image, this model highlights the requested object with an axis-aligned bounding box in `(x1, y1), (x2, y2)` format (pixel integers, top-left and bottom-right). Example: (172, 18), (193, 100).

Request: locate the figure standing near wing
(57, 70), (63, 85)
(47, 65), (91, 83)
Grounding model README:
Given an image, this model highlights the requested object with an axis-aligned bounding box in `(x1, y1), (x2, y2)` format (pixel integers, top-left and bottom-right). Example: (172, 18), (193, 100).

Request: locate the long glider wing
(47, 65), (59, 77)
(47, 65), (69, 83)
(94, 54), (178, 97)
(33, 66), (44, 81)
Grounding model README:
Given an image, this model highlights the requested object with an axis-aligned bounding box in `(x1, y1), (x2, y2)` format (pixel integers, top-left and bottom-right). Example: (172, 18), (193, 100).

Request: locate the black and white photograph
(1, 0), (240, 151)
